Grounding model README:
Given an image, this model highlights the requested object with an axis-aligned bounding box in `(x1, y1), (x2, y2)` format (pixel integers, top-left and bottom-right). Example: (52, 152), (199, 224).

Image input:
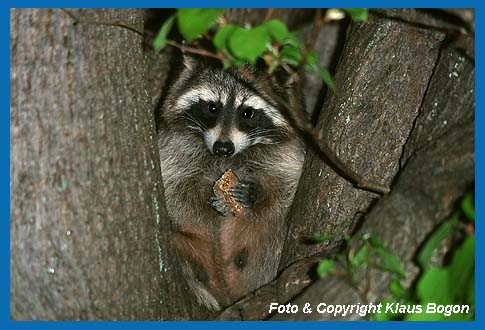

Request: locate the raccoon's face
(170, 64), (292, 157)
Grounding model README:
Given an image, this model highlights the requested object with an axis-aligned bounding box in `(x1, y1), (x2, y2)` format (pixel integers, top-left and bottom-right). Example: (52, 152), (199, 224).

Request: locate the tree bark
(218, 9), (474, 320)
(280, 9), (445, 270)
(10, 8), (201, 320)
(271, 33), (474, 320)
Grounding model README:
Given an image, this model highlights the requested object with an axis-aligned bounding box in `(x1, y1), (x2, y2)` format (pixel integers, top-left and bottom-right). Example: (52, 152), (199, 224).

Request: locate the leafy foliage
(312, 232), (406, 287)
(346, 233), (406, 279)
(176, 8), (224, 42)
(417, 212), (458, 269)
(312, 192), (474, 321)
(378, 192), (475, 321)
(152, 8), (357, 90)
(317, 259), (335, 278)
(153, 15), (175, 52)
(343, 8), (369, 22)
(403, 235), (475, 320)
(263, 19), (289, 43)
(228, 26), (270, 64)
(461, 192), (475, 221)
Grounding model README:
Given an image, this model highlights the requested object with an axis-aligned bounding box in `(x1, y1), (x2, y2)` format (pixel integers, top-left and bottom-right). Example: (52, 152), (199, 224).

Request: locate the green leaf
(306, 51), (318, 66)
(316, 67), (336, 91)
(416, 268), (452, 304)
(349, 242), (371, 268)
(280, 32), (304, 48)
(343, 8), (369, 22)
(316, 259), (335, 278)
(413, 236), (474, 319)
(305, 51), (336, 91)
(222, 61), (231, 70)
(417, 213), (458, 269)
(177, 8), (224, 42)
(461, 192), (475, 222)
(467, 275), (475, 306)
(448, 235), (474, 301)
(218, 43), (245, 68)
(228, 26), (270, 64)
(153, 15), (175, 52)
(213, 24), (237, 50)
(374, 245), (406, 278)
(279, 45), (302, 66)
(311, 233), (334, 242)
(373, 308), (393, 321)
(374, 298), (401, 320)
(364, 233), (384, 248)
(263, 19), (289, 43)
(389, 278), (409, 299)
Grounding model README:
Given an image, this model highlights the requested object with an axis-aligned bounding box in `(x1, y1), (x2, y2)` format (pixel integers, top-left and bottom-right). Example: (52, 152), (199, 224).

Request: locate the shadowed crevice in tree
(397, 36), (445, 171)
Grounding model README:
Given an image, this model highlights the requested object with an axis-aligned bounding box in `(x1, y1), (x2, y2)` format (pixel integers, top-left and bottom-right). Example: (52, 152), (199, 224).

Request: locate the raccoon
(158, 56), (305, 311)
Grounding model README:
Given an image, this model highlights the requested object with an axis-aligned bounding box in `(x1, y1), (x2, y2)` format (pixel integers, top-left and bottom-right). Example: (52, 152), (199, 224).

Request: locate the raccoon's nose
(213, 140), (235, 157)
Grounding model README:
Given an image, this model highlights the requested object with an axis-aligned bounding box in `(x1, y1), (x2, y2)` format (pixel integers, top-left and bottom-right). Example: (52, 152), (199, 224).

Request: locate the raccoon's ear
(271, 65), (296, 88)
(182, 54), (197, 70)
(283, 73), (297, 88)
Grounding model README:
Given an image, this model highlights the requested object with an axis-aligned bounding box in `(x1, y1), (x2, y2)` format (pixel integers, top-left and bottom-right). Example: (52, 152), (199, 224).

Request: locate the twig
(61, 8), (226, 62)
(166, 40), (223, 60)
(60, 8), (144, 36)
(297, 8), (323, 82)
(267, 52), (298, 77)
(264, 9), (275, 22)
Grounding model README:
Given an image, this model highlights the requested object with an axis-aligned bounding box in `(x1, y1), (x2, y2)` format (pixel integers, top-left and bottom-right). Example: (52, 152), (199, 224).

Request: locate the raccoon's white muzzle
(205, 125), (251, 157)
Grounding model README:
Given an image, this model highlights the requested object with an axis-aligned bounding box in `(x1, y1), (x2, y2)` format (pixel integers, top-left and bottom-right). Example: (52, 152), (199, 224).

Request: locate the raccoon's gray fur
(158, 56), (305, 311)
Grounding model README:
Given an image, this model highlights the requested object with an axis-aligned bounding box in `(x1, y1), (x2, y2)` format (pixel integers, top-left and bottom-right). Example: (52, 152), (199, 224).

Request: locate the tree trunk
(10, 8), (202, 320)
(272, 31), (474, 320)
(217, 9), (474, 320)
(280, 8), (445, 270)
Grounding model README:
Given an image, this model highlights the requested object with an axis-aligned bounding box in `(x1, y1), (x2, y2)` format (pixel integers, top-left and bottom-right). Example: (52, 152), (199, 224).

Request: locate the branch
(60, 8), (145, 36)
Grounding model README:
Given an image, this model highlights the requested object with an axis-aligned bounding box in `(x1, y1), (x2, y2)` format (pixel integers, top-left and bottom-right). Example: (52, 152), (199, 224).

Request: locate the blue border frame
(2, 2), (8, 328)
(3, 1), (480, 328)
(1, 1), (480, 8)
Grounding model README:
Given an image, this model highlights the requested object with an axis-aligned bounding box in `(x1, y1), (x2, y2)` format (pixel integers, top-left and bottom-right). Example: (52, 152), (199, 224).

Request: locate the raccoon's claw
(208, 195), (232, 217)
(229, 181), (257, 208)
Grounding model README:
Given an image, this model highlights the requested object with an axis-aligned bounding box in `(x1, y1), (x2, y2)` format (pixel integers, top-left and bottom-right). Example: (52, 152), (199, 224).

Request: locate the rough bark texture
(216, 256), (321, 320)
(269, 34), (474, 320)
(271, 275), (364, 320)
(280, 10), (445, 270)
(359, 33), (475, 303)
(10, 8), (201, 320)
(217, 9), (474, 320)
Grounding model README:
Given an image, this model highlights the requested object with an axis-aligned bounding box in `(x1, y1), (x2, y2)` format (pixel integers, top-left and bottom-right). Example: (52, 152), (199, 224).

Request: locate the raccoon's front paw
(209, 194), (233, 217)
(229, 181), (257, 209)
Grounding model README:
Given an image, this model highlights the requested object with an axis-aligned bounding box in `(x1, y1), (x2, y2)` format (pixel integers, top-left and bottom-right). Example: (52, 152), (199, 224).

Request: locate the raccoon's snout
(213, 140), (235, 157)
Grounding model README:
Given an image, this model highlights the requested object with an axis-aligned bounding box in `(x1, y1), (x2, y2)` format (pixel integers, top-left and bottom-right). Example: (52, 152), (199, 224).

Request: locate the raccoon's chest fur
(160, 129), (304, 305)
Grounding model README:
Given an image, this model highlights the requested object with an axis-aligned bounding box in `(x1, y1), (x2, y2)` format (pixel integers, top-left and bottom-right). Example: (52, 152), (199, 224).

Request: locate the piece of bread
(213, 169), (244, 217)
